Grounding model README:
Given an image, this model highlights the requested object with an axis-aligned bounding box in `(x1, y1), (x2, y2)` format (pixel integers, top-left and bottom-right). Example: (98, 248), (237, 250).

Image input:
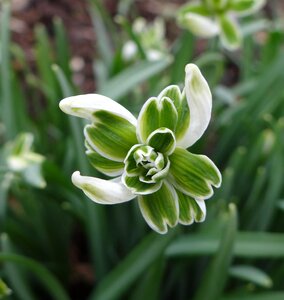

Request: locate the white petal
(177, 64), (212, 148)
(182, 13), (219, 38)
(59, 94), (137, 126)
(195, 199), (206, 222)
(71, 171), (135, 204)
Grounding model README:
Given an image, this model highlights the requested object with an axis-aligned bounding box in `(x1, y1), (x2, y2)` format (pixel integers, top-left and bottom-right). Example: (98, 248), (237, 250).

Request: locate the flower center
(124, 144), (170, 184)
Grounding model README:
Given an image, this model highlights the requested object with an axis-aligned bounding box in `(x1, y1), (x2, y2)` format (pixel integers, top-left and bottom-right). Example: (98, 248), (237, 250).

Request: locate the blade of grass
(229, 265), (273, 288)
(221, 292), (284, 300)
(99, 57), (172, 100)
(52, 65), (108, 278)
(194, 203), (238, 300)
(0, 0), (16, 139)
(0, 234), (70, 300)
(90, 230), (177, 300)
(166, 232), (284, 258)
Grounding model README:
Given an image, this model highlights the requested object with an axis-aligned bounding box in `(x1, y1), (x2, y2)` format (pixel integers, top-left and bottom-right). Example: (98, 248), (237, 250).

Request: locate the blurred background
(0, 0), (284, 299)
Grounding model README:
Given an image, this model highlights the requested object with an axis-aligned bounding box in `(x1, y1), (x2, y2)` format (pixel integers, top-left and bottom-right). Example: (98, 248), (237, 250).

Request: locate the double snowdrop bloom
(177, 0), (266, 50)
(59, 64), (221, 234)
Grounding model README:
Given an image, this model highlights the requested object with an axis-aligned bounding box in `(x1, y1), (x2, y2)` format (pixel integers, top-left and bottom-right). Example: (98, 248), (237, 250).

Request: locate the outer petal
(176, 189), (206, 225)
(59, 94), (137, 126)
(137, 97), (178, 143)
(218, 14), (242, 51)
(178, 11), (219, 38)
(178, 64), (212, 148)
(169, 147), (221, 200)
(138, 181), (179, 234)
(71, 171), (135, 204)
(86, 148), (124, 177)
(229, 0), (266, 16)
(84, 109), (138, 162)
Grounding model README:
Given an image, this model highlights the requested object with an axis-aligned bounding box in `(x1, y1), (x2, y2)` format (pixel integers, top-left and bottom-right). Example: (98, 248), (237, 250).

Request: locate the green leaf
(138, 181), (179, 234)
(99, 58), (172, 100)
(229, 265), (273, 288)
(90, 231), (176, 300)
(194, 204), (238, 300)
(137, 97), (178, 143)
(218, 14), (242, 50)
(0, 279), (12, 298)
(169, 147), (221, 200)
(166, 232), (284, 258)
(84, 110), (137, 162)
(176, 189), (206, 224)
(146, 128), (176, 155)
(221, 292), (284, 300)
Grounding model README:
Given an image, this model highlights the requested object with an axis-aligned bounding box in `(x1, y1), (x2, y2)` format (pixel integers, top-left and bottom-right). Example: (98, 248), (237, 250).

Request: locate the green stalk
(53, 65), (108, 278)
(0, 1), (15, 139)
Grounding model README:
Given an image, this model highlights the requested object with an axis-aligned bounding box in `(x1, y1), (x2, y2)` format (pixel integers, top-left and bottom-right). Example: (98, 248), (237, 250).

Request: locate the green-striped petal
(158, 86), (190, 142)
(169, 147), (221, 199)
(176, 189), (206, 225)
(122, 172), (162, 195)
(229, 0), (266, 16)
(71, 172), (135, 204)
(86, 148), (124, 177)
(218, 14), (242, 50)
(84, 110), (138, 162)
(146, 128), (176, 155)
(138, 181), (179, 234)
(59, 93), (137, 126)
(180, 64), (212, 148)
(137, 97), (178, 143)
(177, 2), (219, 38)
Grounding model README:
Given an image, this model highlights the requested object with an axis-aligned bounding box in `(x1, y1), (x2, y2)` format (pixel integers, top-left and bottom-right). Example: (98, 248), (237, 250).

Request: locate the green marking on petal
(158, 86), (191, 143)
(122, 172), (162, 195)
(147, 127), (176, 155)
(218, 14), (242, 50)
(137, 97), (178, 143)
(176, 189), (206, 225)
(86, 149), (124, 177)
(138, 181), (179, 234)
(169, 147), (222, 199)
(84, 110), (138, 162)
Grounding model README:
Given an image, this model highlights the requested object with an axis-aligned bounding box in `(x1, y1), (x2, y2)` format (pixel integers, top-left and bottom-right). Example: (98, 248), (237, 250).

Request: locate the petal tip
(59, 97), (73, 115)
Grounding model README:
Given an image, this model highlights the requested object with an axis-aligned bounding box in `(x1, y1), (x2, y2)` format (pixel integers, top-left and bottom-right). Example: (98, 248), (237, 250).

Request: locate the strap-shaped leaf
(169, 147), (221, 199)
(84, 110), (138, 162)
(72, 171), (135, 204)
(137, 97), (178, 143)
(138, 181), (179, 234)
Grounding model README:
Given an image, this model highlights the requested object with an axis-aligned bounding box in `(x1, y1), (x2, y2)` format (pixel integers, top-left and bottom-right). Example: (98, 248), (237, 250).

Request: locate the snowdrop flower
(122, 17), (167, 61)
(59, 64), (221, 234)
(177, 0), (266, 50)
(5, 133), (46, 188)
